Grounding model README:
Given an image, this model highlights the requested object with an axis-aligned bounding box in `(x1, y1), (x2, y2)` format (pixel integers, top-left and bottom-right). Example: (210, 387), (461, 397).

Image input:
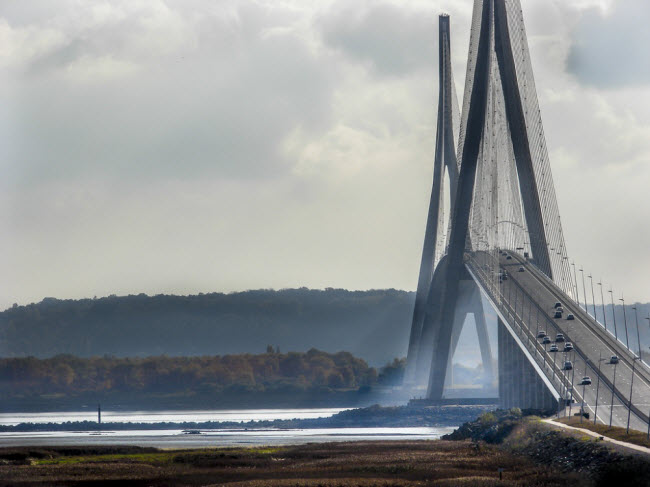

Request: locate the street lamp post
(632, 306), (642, 360)
(619, 296), (630, 351)
(598, 281), (608, 332)
(594, 351), (602, 425)
(579, 267), (588, 314)
(610, 361), (618, 428)
(627, 357), (639, 435)
(588, 274), (597, 320)
(571, 262), (579, 304)
(569, 352), (576, 417)
(581, 360), (588, 423)
(609, 289), (618, 341)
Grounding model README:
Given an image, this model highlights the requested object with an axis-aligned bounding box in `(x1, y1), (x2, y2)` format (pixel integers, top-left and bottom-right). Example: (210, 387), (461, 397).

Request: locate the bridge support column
(498, 318), (558, 411)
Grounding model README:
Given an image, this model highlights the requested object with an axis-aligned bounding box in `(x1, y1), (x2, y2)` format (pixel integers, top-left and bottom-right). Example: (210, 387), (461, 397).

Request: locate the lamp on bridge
(619, 296), (630, 352)
(608, 289), (618, 341)
(631, 306), (643, 359)
(597, 281), (608, 332)
(627, 356), (641, 435)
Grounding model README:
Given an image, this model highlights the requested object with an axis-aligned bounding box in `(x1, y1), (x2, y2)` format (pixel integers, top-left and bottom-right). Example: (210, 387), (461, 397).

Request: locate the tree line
(0, 350), (405, 398)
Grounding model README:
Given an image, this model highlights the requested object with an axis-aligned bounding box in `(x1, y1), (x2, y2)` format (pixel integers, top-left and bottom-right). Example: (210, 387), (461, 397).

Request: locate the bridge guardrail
(469, 251), (650, 426)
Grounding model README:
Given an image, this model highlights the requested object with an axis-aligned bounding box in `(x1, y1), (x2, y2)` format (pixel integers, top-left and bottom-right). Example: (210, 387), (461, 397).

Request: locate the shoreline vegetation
(3, 409), (650, 486)
(0, 350), (415, 412)
(1, 404), (496, 432)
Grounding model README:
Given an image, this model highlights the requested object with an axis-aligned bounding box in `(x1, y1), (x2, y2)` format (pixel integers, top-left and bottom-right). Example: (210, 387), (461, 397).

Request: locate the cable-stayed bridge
(405, 0), (650, 432)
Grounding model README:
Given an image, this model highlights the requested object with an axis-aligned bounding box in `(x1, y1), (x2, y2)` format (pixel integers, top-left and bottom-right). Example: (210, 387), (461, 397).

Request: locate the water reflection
(0, 408), (350, 426)
(0, 426), (456, 448)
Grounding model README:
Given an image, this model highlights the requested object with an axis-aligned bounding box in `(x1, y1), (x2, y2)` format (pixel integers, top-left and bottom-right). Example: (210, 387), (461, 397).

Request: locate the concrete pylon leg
(470, 285), (494, 383)
(404, 15), (459, 387)
(446, 307), (469, 390)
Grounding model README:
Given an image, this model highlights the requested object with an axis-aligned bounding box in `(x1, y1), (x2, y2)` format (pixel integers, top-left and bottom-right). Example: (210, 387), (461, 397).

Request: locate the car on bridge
(580, 377), (592, 385)
(506, 255), (512, 260)
(555, 333), (565, 342)
(566, 314), (575, 320)
(610, 355), (619, 364)
(564, 361), (573, 370)
(543, 336), (552, 344)
(554, 302), (563, 309)
(537, 331), (546, 338)
(518, 266), (525, 272)
(554, 310), (563, 319)
(564, 343), (574, 352)
(549, 344), (559, 352)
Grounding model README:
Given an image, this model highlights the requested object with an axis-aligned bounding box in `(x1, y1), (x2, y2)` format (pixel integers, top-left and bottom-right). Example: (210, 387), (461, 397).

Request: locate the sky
(1, 0), (649, 309)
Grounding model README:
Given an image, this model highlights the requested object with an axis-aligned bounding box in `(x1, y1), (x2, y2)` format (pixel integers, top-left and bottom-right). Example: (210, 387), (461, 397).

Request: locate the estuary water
(0, 408), (350, 426)
(0, 408), (457, 448)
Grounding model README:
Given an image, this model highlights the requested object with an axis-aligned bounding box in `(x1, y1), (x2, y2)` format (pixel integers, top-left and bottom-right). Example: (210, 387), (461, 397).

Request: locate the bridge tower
(405, 0), (575, 409)
(404, 14), (494, 392)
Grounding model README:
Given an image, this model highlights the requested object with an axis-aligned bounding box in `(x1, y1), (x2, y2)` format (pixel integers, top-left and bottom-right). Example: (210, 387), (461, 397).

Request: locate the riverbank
(0, 440), (579, 486)
(444, 408), (650, 485)
(0, 404), (496, 432)
(3, 409), (650, 485)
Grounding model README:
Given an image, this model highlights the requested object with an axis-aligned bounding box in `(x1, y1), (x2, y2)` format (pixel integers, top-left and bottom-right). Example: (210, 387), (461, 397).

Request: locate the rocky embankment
(444, 409), (650, 486)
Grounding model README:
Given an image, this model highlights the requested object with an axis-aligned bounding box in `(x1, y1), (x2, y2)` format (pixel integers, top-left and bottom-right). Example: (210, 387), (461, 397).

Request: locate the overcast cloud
(1, 0), (649, 309)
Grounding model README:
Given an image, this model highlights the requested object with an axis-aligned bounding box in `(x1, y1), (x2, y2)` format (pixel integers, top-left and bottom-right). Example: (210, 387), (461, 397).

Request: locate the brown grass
(554, 416), (650, 448)
(0, 440), (587, 486)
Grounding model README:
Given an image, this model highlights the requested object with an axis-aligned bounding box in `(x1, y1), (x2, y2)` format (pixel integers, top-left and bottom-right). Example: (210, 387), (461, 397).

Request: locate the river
(0, 408), (456, 448)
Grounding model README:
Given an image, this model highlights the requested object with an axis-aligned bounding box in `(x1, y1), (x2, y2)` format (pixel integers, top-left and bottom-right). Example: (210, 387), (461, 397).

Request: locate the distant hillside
(2, 289), (646, 368)
(0, 289), (414, 367)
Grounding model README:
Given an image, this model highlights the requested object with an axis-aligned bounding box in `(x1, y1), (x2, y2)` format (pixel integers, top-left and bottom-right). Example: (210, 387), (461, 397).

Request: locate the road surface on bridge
(466, 251), (650, 431)
(496, 252), (650, 432)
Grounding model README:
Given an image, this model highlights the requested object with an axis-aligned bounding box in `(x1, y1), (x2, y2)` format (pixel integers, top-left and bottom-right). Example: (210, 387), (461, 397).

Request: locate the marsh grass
(0, 441), (585, 486)
(35, 446), (283, 466)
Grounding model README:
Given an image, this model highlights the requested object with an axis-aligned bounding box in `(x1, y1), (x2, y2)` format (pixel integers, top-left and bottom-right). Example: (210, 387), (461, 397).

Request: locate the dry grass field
(0, 440), (586, 487)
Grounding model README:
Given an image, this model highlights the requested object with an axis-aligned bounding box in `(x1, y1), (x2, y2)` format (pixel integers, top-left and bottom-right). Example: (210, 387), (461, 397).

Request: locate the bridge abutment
(498, 318), (558, 410)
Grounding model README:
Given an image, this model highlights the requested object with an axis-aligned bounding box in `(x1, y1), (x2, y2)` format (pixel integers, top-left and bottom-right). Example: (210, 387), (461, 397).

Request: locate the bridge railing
(466, 252), (650, 426)
(509, 255), (650, 426)
(466, 253), (570, 405)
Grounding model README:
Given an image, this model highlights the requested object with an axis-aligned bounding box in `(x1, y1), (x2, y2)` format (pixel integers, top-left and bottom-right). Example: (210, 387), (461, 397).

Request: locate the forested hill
(0, 289), (414, 366)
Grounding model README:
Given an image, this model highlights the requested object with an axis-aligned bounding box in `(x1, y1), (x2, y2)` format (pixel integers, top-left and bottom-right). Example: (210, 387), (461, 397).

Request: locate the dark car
(564, 342), (574, 352)
(610, 355), (619, 364)
(564, 361), (573, 370)
(555, 334), (565, 342)
(554, 310), (563, 319)
(506, 255), (512, 260)
(543, 336), (552, 344)
(554, 302), (562, 309)
(567, 314), (575, 320)
(549, 344), (559, 352)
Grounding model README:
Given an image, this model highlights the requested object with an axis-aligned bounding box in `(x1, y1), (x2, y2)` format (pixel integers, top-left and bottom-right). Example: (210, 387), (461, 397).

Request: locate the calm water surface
(0, 409), (456, 448)
(0, 427), (456, 448)
(0, 408), (349, 426)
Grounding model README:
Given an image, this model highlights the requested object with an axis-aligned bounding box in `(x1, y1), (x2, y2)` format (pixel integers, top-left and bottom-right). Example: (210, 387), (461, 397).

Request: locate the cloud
(319, 1), (436, 76)
(0, 0), (649, 310)
(567, 0), (650, 88)
(1, 1), (335, 186)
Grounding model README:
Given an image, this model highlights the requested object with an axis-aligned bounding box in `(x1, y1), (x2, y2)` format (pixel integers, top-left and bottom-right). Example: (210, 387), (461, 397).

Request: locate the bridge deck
(468, 251), (650, 432)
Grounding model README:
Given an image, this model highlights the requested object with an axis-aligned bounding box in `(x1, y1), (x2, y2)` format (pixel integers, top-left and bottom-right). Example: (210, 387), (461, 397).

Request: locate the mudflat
(0, 440), (582, 486)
